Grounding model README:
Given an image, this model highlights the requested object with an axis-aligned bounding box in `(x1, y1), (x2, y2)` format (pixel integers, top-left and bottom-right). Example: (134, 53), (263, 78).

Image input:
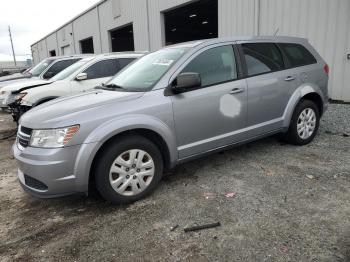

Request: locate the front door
(171, 44), (248, 159)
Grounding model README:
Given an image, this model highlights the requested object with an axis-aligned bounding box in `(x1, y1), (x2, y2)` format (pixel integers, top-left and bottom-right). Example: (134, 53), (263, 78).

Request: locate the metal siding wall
(46, 33), (57, 55)
(219, 0), (256, 37)
(98, 0), (150, 52)
(30, 0), (349, 101)
(258, 0), (350, 101)
(72, 8), (101, 54)
(56, 24), (74, 55)
(37, 40), (47, 61)
(31, 44), (40, 65)
(344, 11), (350, 101)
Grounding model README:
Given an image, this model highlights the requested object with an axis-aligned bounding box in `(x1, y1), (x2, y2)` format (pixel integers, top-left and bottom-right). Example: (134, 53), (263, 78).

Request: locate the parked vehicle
(0, 55), (86, 110)
(13, 37), (329, 204)
(7, 53), (143, 122)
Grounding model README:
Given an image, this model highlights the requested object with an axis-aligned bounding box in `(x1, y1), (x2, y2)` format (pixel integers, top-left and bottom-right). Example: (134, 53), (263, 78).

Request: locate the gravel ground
(0, 104), (349, 262)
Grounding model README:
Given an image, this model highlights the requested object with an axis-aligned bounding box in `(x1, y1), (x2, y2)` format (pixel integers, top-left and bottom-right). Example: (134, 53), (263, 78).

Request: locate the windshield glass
(51, 58), (92, 81)
(28, 59), (54, 77)
(106, 47), (188, 91)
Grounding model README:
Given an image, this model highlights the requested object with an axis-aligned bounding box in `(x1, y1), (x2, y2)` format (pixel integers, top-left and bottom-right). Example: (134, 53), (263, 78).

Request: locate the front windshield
(51, 58), (92, 81)
(106, 47), (188, 91)
(28, 59), (54, 77)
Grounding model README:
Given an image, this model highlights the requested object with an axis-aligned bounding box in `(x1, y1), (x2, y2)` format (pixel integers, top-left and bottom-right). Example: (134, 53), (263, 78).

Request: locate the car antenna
(274, 28), (279, 36)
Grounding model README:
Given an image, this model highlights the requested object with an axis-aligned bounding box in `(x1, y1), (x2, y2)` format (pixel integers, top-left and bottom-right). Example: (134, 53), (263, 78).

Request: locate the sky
(0, 0), (99, 58)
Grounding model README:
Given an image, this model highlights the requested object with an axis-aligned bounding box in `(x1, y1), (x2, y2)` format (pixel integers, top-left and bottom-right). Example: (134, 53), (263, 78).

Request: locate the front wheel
(94, 135), (164, 204)
(284, 100), (320, 145)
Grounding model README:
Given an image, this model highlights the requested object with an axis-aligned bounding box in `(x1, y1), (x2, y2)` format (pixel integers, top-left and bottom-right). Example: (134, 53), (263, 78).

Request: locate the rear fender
(282, 83), (326, 128)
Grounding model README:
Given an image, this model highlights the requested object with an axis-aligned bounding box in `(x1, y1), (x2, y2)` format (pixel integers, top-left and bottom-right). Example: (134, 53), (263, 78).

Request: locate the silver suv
(13, 37), (329, 204)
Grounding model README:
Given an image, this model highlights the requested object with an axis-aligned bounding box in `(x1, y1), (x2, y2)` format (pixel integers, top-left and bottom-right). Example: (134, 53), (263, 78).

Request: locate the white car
(0, 55), (87, 109)
(8, 52), (144, 121)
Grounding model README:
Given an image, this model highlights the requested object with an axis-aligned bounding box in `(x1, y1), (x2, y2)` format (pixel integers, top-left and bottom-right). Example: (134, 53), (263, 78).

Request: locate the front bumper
(9, 103), (30, 123)
(0, 97), (7, 108)
(13, 141), (92, 198)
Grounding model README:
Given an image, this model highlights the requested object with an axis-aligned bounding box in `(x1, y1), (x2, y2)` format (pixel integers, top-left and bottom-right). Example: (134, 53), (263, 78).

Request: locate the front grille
(17, 126), (32, 148)
(21, 126), (32, 134)
(24, 174), (48, 191)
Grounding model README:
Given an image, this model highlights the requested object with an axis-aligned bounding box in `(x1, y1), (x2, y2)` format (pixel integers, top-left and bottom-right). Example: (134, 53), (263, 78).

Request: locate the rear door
(71, 58), (125, 93)
(41, 59), (80, 79)
(239, 42), (299, 136)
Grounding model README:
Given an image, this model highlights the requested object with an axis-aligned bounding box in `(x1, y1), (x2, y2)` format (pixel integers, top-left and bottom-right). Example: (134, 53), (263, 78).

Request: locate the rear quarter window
(279, 43), (317, 68)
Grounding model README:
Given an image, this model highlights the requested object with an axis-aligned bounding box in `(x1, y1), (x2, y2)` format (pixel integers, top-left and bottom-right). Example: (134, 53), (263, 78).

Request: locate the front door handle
(229, 87), (244, 95)
(285, 76), (296, 81)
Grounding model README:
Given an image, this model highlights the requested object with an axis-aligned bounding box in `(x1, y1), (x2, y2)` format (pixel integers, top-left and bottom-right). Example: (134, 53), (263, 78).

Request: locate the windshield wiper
(95, 83), (126, 91)
(102, 83), (125, 90)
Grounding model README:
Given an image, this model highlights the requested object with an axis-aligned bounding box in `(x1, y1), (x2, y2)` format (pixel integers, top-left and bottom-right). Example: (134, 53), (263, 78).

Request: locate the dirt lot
(0, 104), (349, 262)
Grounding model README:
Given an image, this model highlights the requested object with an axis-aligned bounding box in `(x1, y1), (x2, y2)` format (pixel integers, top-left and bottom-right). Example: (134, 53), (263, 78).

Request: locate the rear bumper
(12, 141), (96, 198)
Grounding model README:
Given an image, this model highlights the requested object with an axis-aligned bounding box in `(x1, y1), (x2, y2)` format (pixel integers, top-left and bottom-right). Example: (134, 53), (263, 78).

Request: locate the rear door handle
(229, 87), (244, 94)
(285, 76), (296, 81)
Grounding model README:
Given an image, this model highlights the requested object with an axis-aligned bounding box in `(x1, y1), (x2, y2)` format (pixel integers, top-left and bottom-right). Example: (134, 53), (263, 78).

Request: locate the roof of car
(45, 54), (93, 61)
(168, 36), (309, 49)
(94, 52), (147, 59)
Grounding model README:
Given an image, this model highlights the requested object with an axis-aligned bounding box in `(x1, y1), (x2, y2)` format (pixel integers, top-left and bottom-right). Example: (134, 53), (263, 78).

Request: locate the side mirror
(172, 72), (201, 93)
(75, 72), (88, 81)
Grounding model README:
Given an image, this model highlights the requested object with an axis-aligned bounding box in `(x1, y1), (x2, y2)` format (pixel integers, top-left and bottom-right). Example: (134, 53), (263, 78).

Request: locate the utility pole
(8, 26), (17, 66)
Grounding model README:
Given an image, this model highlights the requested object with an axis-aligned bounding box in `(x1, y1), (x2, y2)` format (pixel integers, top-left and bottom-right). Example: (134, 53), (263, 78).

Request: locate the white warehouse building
(31, 0), (350, 102)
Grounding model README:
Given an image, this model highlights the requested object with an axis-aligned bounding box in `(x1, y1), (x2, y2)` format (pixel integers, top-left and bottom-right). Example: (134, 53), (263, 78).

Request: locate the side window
(279, 43), (317, 68)
(42, 59), (80, 79)
(83, 59), (120, 80)
(117, 58), (136, 70)
(181, 45), (237, 87)
(242, 43), (284, 77)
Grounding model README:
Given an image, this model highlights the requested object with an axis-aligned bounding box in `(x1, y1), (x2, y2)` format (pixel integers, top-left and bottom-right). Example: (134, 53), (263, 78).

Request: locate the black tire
(94, 134), (164, 204)
(284, 99), (320, 145)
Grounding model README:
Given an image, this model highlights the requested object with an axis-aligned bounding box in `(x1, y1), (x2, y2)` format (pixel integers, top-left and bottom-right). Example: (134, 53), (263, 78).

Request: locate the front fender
(282, 83), (326, 127)
(73, 114), (177, 191)
(21, 83), (69, 106)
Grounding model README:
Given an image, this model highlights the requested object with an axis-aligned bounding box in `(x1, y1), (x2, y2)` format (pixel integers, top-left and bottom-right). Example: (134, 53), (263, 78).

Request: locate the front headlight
(29, 125), (80, 148)
(15, 92), (27, 101)
(0, 90), (6, 97)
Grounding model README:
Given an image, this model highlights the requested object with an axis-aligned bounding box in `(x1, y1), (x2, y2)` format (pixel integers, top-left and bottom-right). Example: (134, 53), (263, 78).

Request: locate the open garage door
(80, 37), (94, 54)
(163, 0), (218, 45)
(110, 24), (135, 52)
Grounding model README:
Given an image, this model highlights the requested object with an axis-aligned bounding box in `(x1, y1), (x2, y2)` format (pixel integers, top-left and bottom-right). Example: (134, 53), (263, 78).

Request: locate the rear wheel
(94, 135), (164, 204)
(284, 99), (320, 145)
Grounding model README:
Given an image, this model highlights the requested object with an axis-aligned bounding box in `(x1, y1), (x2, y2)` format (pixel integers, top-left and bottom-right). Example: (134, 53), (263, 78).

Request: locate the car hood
(1, 79), (49, 93)
(0, 77), (38, 89)
(0, 73), (30, 83)
(20, 90), (145, 128)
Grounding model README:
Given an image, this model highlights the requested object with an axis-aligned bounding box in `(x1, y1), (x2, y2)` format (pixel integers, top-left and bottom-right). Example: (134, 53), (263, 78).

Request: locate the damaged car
(0, 55), (87, 110)
(7, 52), (143, 122)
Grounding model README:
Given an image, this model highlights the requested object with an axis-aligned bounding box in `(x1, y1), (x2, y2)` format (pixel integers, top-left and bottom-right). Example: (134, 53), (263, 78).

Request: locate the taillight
(324, 64), (329, 75)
